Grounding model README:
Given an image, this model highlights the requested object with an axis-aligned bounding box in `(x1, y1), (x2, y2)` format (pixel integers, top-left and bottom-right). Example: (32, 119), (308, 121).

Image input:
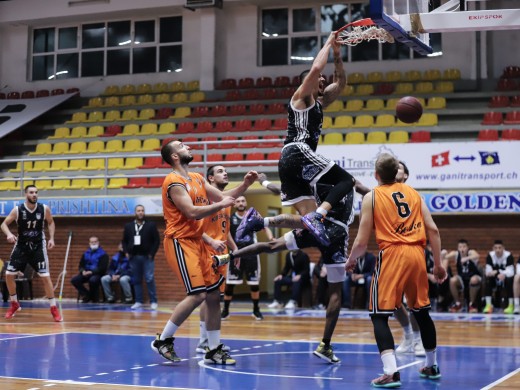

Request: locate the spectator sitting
(343, 252), (376, 309)
(483, 240), (515, 314)
(267, 249), (311, 309)
(70, 236), (109, 303)
(101, 242), (133, 304)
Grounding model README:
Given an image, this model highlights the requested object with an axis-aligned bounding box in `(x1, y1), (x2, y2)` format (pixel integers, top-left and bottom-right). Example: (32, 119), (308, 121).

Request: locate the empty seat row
(496, 78), (520, 91)
(339, 81), (454, 97)
(346, 69), (461, 84)
(323, 113), (438, 129)
(224, 88), (295, 101)
(321, 130), (430, 144)
(478, 129), (520, 141)
(176, 118), (288, 133)
(50, 123), (176, 139)
(0, 178), (127, 191)
(102, 81), (199, 96)
(0, 88), (79, 100)
(9, 157), (146, 173)
(68, 109), (157, 123)
(176, 135), (282, 149)
(501, 66), (520, 79)
(488, 95), (520, 108)
(218, 76), (300, 90)
(481, 111), (520, 125)
(190, 103), (286, 118)
(87, 92), (206, 108)
(324, 97), (445, 113)
(29, 139), (160, 156)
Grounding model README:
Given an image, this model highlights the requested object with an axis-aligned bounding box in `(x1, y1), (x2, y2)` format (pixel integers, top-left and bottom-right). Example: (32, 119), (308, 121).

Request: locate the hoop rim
(335, 18), (376, 36)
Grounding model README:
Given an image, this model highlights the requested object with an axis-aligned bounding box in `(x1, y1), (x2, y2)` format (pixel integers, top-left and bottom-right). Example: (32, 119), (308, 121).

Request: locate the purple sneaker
(235, 207), (264, 243)
(301, 212), (331, 246)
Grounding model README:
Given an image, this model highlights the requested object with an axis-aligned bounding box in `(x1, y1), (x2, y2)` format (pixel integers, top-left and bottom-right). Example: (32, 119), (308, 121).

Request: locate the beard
(27, 197), (37, 204)
(179, 154), (194, 165)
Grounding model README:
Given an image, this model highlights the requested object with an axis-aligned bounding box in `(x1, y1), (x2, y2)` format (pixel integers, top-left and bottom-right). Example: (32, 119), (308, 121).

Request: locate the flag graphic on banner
(479, 151), (500, 165)
(431, 151), (450, 167)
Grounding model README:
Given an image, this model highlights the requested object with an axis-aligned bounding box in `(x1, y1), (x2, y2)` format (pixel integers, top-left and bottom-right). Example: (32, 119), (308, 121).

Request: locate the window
(30, 16), (183, 81)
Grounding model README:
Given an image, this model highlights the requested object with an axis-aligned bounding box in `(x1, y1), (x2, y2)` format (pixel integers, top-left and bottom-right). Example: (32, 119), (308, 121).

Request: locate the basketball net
(335, 18), (395, 46)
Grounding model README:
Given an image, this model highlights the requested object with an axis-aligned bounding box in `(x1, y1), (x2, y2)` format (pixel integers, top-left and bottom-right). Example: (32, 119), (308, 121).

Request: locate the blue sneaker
(301, 212), (330, 246)
(419, 365), (441, 380)
(235, 207), (264, 242)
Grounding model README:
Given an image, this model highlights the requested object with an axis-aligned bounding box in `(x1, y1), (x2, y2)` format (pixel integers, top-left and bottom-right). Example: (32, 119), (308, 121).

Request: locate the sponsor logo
(431, 151), (450, 167)
(302, 165), (321, 181)
(479, 151), (500, 165)
(469, 14), (503, 20)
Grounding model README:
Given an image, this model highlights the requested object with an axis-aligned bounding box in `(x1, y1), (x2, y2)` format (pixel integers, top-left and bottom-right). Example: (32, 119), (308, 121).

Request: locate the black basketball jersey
(17, 203), (45, 243)
(230, 212), (255, 249)
(284, 99), (323, 151)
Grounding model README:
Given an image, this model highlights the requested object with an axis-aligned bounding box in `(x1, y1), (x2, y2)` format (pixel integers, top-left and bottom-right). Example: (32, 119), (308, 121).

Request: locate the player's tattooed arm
(267, 214), (303, 229)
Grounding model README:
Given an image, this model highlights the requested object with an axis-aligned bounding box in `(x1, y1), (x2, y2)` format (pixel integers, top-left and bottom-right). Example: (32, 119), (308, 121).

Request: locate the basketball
(396, 96), (423, 124)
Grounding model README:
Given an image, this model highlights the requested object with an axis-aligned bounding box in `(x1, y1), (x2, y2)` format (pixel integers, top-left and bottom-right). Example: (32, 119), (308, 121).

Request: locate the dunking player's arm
(320, 36), (346, 108)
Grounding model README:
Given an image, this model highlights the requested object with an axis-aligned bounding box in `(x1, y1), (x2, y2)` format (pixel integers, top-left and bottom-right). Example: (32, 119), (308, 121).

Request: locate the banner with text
(318, 141), (519, 189)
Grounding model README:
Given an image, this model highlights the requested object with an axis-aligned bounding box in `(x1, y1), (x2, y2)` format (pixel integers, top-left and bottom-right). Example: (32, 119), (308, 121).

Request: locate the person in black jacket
(70, 236), (109, 303)
(267, 249), (310, 309)
(122, 205), (160, 310)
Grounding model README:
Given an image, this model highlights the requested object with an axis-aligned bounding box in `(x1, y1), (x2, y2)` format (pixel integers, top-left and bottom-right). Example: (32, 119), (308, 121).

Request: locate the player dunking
(1, 185), (62, 322)
(346, 154), (446, 387)
(235, 31), (356, 247)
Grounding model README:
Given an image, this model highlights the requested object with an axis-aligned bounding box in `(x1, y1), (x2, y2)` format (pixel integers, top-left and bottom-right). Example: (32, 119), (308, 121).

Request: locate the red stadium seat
(228, 104), (247, 116)
(239, 135), (257, 148)
(201, 136), (218, 149)
(218, 79), (237, 89)
(7, 92), (20, 99)
(182, 136), (200, 149)
(409, 131), (431, 143)
(274, 76), (291, 87)
(225, 90), (241, 101)
(502, 66), (520, 79)
(266, 103), (286, 114)
(373, 83), (395, 95)
(0, 92), (5, 99)
(142, 177), (164, 188)
(252, 118), (272, 131)
(224, 153), (244, 162)
(267, 152), (281, 162)
(21, 91), (35, 99)
(481, 112), (503, 125)
(477, 129), (499, 141)
(177, 122), (195, 133)
(100, 124), (122, 137)
(503, 111), (520, 124)
(218, 136), (239, 149)
(139, 157), (164, 169)
(192, 106), (209, 117)
(209, 105), (227, 117)
(488, 96), (509, 108)
(51, 88), (65, 96)
(510, 96), (520, 107)
(196, 121), (214, 133)
(123, 177), (148, 188)
(207, 154), (223, 162)
(280, 87), (295, 99)
(256, 77), (273, 88)
(497, 78), (517, 91)
(249, 103), (265, 115)
(243, 152), (265, 165)
(291, 75), (301, 86)
(501, 129), (520, 140)
(214, 120), (234, 132)
(233, 119), (252, 132)
(263, 135), (283, 147)
(272, 118), (288, 130)
(238, 78), (254, 88)
(154, 107), (173, 119)
(67, 87), (80, 95)
(260, 88), (277, 100)
(242, 89), (259, 100)
(36, 90), (50, 97)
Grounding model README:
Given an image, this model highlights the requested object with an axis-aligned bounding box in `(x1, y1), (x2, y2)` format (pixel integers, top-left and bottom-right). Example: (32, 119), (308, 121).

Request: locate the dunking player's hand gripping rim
(335, 18), (394, 46)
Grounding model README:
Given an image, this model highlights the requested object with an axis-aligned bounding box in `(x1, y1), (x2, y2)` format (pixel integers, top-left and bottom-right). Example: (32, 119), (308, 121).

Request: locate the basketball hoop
(335, 18), (395, 46)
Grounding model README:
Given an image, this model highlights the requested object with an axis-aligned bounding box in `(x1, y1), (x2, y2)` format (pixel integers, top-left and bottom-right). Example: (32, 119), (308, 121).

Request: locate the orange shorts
(164, 237), (223, 295)
(369, 244), (430, 315)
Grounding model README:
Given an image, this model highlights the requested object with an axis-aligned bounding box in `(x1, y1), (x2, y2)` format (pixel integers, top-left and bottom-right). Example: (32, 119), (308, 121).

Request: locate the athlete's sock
(48, 297), (56, 307)
(207, 330), (221, 350)
(253, 299), (259, 311)
(381, 351), (398, 375)
(10, 294), (18, 302)
(199, 321), (207, 343)
(316, 207), (328, 216)
(425, 349), (438, 367)
(160, 320), (179, 340)
(224, 300), (231, 311)
(485, 296), (492, 305)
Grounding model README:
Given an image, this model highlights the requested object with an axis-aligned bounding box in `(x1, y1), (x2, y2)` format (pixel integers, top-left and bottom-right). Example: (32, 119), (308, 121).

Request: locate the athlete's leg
(314, 164), (356, 212)
(322, 281), (341, 341)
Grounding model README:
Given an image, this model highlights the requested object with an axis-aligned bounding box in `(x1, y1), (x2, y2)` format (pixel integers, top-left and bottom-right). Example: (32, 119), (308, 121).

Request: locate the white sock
(207, 330), (221, 350)
(485, 296), (492, 305)
(264, 217), (269, 228)
(508, 298), (513, 306)
(381, 351), (397, 375)
(10, 294), (18, 302)
(160, 320), (179, 340)
(199, 321), (207, 343)
(316, 207), (328, 216)
(413, 331), (421, 342)
(402, 324), (412, 337)
(514, 298), (520, 307)
(425, 349), (437, 367)
(48, 298), (56, 307)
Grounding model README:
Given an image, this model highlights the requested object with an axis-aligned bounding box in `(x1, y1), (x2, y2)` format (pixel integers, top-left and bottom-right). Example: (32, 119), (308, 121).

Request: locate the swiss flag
(431, 151), (450, 167)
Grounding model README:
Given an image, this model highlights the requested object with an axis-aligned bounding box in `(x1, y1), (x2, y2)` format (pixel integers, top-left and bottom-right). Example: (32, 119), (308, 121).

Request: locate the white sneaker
(267, 300), (282, 309)
(414, 340), (426, 357)
(150, 302), (158, 310)
(131, 302), (143, 310)
(395, 335), (414, 353)
(284, 300), (296, 310)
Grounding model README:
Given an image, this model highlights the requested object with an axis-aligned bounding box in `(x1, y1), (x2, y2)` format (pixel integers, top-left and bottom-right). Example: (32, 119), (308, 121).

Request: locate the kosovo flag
(479, 151), (500, 165)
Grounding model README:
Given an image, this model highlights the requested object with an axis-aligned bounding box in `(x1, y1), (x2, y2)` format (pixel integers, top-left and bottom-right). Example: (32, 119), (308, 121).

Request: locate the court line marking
(0, 332), (71, 342)
(480, 367), (520, 390)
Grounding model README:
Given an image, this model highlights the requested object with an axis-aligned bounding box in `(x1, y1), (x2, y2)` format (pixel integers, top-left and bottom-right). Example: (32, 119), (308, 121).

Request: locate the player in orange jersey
(346, 153), (447, 388)
(151, 140), (257, 365)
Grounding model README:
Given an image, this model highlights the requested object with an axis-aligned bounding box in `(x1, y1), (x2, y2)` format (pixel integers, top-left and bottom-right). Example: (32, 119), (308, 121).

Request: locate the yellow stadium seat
(347, 72), (364, 84)
(345, 99), (364, 112)
(107, 178), (128, 189)
(103, 96), (120, 107)
(49, 142), (69, 155)
(140, 123), (158, 135)
(0, 180), (20, 191)
(69, 126), (87, 138)
(322, 116), (333, 129)
(352, 115), (374, 128)
(67, 112), (87, 123)
(364, 99), (385, 111)
(388, 130), (409, 143)
(84, 158), (105, 170)
(385, 71), (401, 82)
(103, 85), (119, 95)
(29, 143), (52, 156)
(105, 139), (123, 153)
(418, 113), (438, 126)
(104, 110), (121, 121)
(64, 159), (87, 171)
(49, 127), (70, 139)
(120, 95), (137, 106)
(385, 98), (399, 110)
(415, 82), (434, 94)
(423, 69), (442, 81)
(354, 84), (374, 96)
(394, 83), (414, 95)
(85, 111), (103, 122)
(121, 109), (138, 121)
(119, 124), (140, 137)
(9, 161), (33, 173)
(170, 81), (185, 92)
(396, 118), (414, 127)
(69, 178), (89, 190)
(340, 85), (354, 96)
(137, 83), (152, 94)
(366, 131), (387, 144)
(158, 122), (176, 134)
(124, 157), (144, 169)
(139, 108), (155, 120)
(66, 141), (87, 154)
(172, 93), (188, 104)
(87, 126), (104, 137)
(137, 94), (153, 105)
(27, 160), (51, 172)
(88, 178), (106, 190)
(88, 97), (103, 108)
(374, 114), (395, 128)
(403, 70), (422, 82)
(86, 140), (105, 153)
(443, 68), (461, 80)
(426, 97), (446, 109)
(345, 131), (365, 144)
(172, 106), (191, 118)
(52, 179), (70, 190)
(331, 115), (353, 129)
(153, 82), (169, 93)
(186, 80), (199, 91)
(123, 139), (141, 152)
(324, 100), (344, 112)
(108, 158), (125, 170)
(120, 84), (136, 95)
(142, 139), (160, 151)
(48, 160), (69, 171)
(188, 91), (205, 102)
(322, 133), (343, 144)
(367, 72), (383, 83)
(35, 179), (52, 190)
(154, 93), (171, 104)
(435, 81), (454, 93)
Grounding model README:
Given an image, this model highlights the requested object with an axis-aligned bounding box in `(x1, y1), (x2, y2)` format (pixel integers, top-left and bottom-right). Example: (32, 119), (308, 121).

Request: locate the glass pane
(33, 28), (55, 53)
(383, 41), (411, 60)
(350, 3), (370, 22)
(32, 55), (54, 80)
(133, 47), (156, 73)
(262, 38), (288, 66)
(57, 53), (79, 79)
(160, 16), (182, 43)
(58, 27), (77, 50)
(82, 23), (105, 49)
(321, 4), (349, 32)
(135, 20), (155, 43)
(107, 20), (131, 47)
(107, 49), (130, 75)
(413, 33), (442, 58)
(159, 45), (182, 72)
(81, 51), (104, 77)
(351, 40), (379, 61)
(293, 9), (315, 33)
(262, 9), (288, 36)
(291, 36), (318, 65)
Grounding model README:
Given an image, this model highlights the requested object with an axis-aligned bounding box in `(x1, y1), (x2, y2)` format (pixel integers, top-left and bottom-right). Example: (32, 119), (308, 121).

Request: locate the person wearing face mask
(70, 236), (109, 303)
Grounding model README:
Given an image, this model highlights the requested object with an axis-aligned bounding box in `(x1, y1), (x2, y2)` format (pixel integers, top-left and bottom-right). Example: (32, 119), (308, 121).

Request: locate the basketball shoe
(419, 365), (442, 380)
(371, 372), (401, 388)
(235, 207), (264, 243)
(204, 344), (236, 365)
(483, 303), (493, 314)
(301, 212), (330, 246)
(5, 301), (21, 319)
(196, 339), (230, 354)
(313, 342), (340, 363)
(151, 334), (181, 362)
(50, 306), (63, 322)
(252, 308), (264, 320)
(395, 335), (413, 353)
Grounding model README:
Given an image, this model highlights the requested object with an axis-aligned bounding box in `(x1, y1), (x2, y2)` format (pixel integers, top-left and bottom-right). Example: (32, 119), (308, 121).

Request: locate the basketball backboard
(370, 0), (520, 55)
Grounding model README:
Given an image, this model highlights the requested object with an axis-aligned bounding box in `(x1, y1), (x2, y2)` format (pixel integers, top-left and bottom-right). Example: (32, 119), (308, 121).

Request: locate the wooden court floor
(0, 300), (518, 389)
